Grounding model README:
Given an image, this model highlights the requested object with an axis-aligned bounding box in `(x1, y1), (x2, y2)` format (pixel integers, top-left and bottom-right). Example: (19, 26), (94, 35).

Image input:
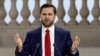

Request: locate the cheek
(41, 16), (45, 20)
(51, 17), (55, 21)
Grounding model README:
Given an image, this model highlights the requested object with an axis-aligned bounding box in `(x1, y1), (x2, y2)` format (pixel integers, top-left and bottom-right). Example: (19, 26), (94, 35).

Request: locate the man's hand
(71, 36), (80, 52)
(13, 33), (23, 51)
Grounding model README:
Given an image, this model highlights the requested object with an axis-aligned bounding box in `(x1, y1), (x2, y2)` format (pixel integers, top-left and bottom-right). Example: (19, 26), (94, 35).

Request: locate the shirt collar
(42, 24), (55, 33)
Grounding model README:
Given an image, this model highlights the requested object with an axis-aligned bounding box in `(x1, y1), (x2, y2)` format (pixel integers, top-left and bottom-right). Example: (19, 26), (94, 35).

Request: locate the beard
(41, 19), (54, 27)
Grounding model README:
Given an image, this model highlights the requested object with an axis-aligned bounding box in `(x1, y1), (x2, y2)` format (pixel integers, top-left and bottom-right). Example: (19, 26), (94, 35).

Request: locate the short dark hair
(40, 3), (57, 15)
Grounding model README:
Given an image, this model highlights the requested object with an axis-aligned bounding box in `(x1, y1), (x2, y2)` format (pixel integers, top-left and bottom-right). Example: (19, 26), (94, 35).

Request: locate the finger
(71, 42), (77, 51)
(15, 33), (20, 39)
(73, 41), (79, 48)
(75, 35), (80, 41)
(72, 36), (80, 51)
(75, 35), (80, 44)
(14, 34), (17, 41)
(75, 35), (78, 40)
(73, 35), (78, 43)
(14, 33), (21, 43)
(14, 33), (18, 41)
(73, 41), (77, 47)
(14, 33), (18, 38)
(78, 37), (80, 43)
(16, 33), (20, 38)
(75, 40), (79, 45)
(76, 37), (80, 45)
(71, 43), (75, 49)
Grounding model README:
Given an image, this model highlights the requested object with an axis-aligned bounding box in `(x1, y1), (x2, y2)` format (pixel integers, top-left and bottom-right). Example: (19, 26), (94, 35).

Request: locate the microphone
(33, 43), (40, 56)
(53, 43), (62, 56)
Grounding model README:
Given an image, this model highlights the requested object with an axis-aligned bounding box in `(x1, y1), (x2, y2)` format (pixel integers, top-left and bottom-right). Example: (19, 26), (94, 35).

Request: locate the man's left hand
(71, 36), (80, 52)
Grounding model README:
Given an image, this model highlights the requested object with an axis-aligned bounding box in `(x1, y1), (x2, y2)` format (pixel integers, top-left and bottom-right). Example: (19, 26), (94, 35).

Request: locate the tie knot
(45, 29), (50, 32)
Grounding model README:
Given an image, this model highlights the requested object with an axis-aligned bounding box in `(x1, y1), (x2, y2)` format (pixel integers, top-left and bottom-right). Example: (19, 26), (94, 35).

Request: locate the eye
(42, 13), (46, 15)
(48, 13), (52, 16)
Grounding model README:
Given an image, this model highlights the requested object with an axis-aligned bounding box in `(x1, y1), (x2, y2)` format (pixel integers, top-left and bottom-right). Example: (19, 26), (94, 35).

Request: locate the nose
(45, 15), (49, 18)
(45, 15), (49, 19)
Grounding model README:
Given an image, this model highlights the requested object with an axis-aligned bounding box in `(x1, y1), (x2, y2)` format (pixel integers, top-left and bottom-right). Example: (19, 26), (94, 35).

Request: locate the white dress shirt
(42, 24), (55, 56)
(42, 24), (76, 56)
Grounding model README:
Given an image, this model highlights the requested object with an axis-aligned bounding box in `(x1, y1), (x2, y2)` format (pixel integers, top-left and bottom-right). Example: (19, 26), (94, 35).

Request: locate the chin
(45, 24), (53, 27)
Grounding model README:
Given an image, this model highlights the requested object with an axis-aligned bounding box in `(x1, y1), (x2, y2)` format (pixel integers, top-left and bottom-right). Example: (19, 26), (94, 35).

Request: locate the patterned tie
(45, 29), (51, 56)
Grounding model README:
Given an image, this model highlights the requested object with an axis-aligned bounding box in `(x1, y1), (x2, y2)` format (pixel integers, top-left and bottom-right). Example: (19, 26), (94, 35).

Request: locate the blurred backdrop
(0, 0), (100, 56)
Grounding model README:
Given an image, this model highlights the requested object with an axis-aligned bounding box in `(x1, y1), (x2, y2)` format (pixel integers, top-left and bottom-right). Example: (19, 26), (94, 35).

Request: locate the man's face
(40, 7), (55, 27)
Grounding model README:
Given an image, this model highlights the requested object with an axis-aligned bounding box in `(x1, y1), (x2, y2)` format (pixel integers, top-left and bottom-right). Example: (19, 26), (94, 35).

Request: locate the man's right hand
(14, 33), (23, 51)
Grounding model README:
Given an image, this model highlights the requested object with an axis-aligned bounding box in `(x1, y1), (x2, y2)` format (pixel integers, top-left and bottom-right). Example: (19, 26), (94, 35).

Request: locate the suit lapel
(36, 27), (42, 56)
(54, 26), (62, 56)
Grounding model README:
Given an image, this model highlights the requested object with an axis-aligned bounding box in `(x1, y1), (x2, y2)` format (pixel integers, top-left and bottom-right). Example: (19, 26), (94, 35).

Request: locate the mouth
(44, 19), (49, 22)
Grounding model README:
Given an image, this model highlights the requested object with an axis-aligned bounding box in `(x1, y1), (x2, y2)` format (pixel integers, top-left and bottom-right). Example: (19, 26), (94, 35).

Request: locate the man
(14, 3), (80, 56)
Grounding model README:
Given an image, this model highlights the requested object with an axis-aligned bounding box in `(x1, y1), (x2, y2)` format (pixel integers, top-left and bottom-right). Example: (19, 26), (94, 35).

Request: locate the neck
(43, 24), (54, 28)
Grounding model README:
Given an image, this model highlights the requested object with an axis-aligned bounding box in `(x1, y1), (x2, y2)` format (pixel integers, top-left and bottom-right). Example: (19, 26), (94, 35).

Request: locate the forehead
(41, 7), (54, 13)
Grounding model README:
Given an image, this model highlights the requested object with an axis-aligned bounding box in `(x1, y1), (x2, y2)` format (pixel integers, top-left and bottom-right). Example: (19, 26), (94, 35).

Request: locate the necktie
(45, 29), (51, 56)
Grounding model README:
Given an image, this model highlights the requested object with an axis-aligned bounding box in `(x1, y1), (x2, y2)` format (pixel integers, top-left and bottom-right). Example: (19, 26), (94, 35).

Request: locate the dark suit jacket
(15, 26), (79, 56)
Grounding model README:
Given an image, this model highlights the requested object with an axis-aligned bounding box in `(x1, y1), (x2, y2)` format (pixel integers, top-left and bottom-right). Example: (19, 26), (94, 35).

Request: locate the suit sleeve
(65, 31), (79, 56)
(15, 32), (30, 56)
